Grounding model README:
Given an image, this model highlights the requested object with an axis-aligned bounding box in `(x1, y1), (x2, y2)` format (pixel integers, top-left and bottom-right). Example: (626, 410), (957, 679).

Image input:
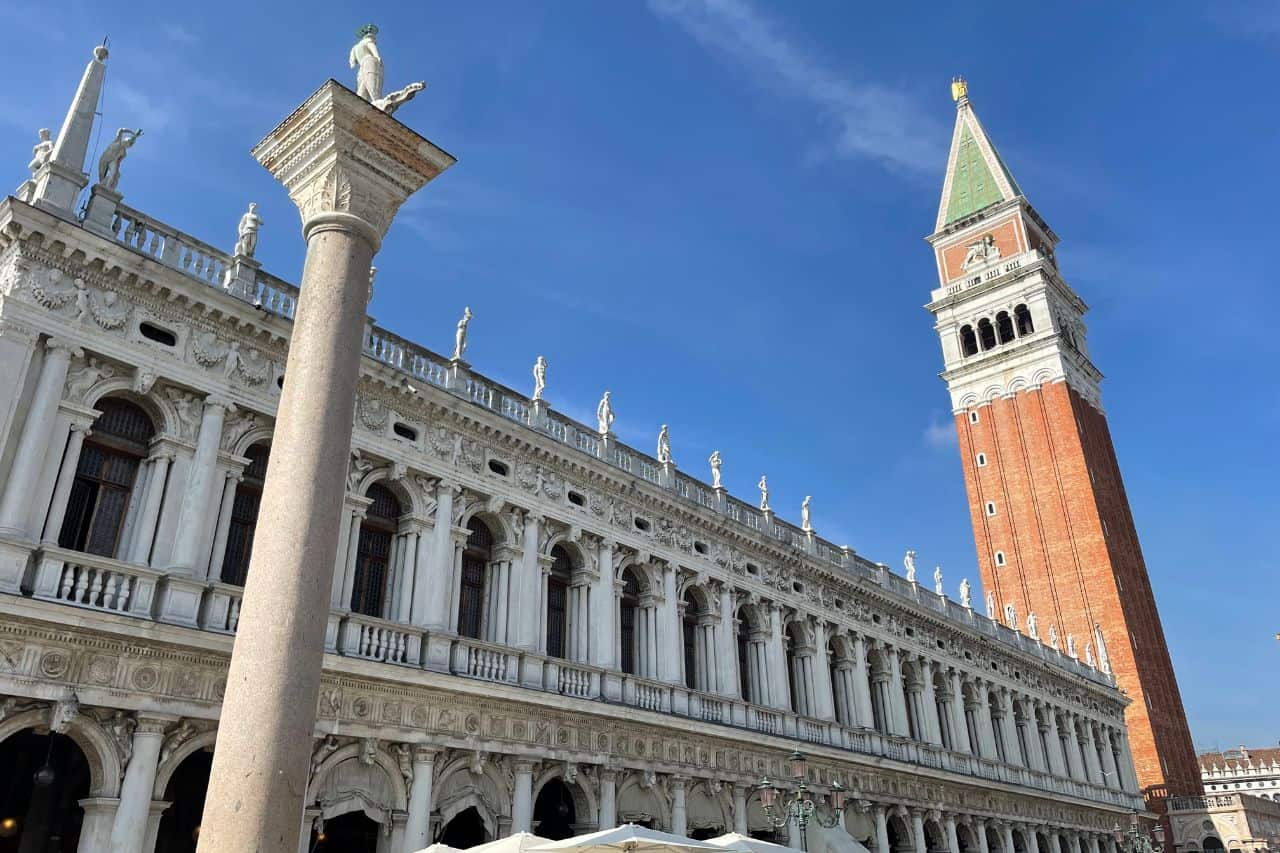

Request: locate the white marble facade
(0, 48), (1145, 853)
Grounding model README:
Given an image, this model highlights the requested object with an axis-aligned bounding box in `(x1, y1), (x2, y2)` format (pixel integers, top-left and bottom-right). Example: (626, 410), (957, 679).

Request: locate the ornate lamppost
(1112, 810), (1165, 853)
(756, 750), (853, 852)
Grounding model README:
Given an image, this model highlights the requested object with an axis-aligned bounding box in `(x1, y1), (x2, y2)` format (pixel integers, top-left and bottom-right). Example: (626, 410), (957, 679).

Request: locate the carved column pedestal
(196, 81), (454, 853)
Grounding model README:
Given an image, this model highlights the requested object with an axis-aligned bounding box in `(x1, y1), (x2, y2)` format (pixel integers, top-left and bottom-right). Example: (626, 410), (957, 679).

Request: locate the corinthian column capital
(252, 81), (456, 251)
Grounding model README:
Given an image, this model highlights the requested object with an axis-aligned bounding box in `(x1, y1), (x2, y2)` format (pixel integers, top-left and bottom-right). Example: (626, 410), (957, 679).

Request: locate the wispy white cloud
(923, 411), (957, 451)
(648, 0), (942, 173)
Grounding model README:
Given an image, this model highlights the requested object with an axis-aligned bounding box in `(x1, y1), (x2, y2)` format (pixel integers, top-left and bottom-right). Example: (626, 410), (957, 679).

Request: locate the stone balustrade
(29, 545), (159, 617)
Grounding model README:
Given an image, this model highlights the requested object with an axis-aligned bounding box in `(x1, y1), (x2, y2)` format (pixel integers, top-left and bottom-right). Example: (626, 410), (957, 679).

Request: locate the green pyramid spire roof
(935, 90), (1022, 231)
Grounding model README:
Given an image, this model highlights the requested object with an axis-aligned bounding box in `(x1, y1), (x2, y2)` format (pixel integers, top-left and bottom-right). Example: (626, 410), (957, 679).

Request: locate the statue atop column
(933, 565), (943, 595)
(451, 306), (472, 362)
(959, 578), (972, 608)
(532, 356), (547, 401)
(349, 24), (385, 102)
(985, 591), (995, 619)
(1066, 634), (1077, 659)
(801, 496), (812, 532)
(1048, 624), (1059, 651)
(1003, 602), (1017, 629)
(234, 202), (262, 258)
(596, 391), (614, 436)
(708, 451), (722, 488)
(903, 549), (917, 583)
(1026, 611), (1038, 640)
(97, 128), (143, 191)
(656, 424), (673, 465)
(757, 475), (769, 511)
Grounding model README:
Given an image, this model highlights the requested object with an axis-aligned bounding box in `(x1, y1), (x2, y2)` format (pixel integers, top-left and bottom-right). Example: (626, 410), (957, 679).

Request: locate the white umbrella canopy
(411, 844), (463, 853)
(468, 833), (556, 853)
(705, 833), (804, 853)
(530, 824), (727, 853)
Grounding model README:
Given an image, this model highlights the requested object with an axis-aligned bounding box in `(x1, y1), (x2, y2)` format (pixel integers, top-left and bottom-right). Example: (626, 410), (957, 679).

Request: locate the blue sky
(3, 1), (1276, 748)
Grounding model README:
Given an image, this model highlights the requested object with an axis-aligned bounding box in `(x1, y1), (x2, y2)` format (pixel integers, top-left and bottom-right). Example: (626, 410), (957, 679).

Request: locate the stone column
(1001, 823), (1015, 853)
(921, 660), (942, 745)
(590, 540), (617, 669)
(974, 682), (997, 759)
(109, 715), (172, 853)
(511, 760), (535, 833)
(1027, 827), (1042, 853)
(811, 620), (836, 721)
(197, 81), (454, 853)
(40, 420), (91, 543)
(422, 481), (456, 628)
(598, 769), (618, 830)
(852, 635), (875, 728)
(1100, 727), (1120, 788)
(1080, 723), (1103, 784)
(404, 746), (438, 851)
(1050, 832), (1064, 853)
(0, 339), (79, 541)
(514, 512), (541, 650)
(733, 784), (749, 835)
(659, 564), (682, 684)
(716, 584), (740, 698)
(887, 647), (910, 737)
(205, 472), (242, 582)
(998, 689), (1020, 765)
(974, 818), (989, 853)
(766, 605), (789, 710)
(911, 808), (927, 853)
(874, 806), (891, 853)
(169, 396), (231, 575)
(127, 453), (173, 565)
(77, 797), (120, 853)
(339, 508), (367, 609)
(949, 671), (972, 754)
(1044, 707), (1066, 776)
(670, 776), (687, 837)
(945, 814), (961, 853)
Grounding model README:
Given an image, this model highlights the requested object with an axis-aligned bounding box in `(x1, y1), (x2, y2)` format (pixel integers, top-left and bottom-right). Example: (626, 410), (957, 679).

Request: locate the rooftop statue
(757, 475), (769, 511)
(596, 391), (614, 436)
(708, 451), (722, 489)
(451, 306), (472, 361)
(933, 565), (943, 595)
(98, 128), (143, 191)
(234, 202), (262, 258)
(959, 578), (972, 608)
(532, 356), (547, 401)
(1027, 611), (1039, 640)
(801, 496), (812, 532)
(1048, 624), (1059, 651)
(656, 424), (672, 465)
(985, 591), (995, 619)
(1094, 623), (1112, 674)
(1004, 602), (1017, 629)
(903, 549), (917, 583)
(28, 128), (52, 176)
(349, 24), (385, 102)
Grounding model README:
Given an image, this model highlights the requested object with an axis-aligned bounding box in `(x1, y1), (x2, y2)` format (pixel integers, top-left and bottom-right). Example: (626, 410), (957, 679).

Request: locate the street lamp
(1112, 810), (1164, 853)
(757, 750), (853, 852)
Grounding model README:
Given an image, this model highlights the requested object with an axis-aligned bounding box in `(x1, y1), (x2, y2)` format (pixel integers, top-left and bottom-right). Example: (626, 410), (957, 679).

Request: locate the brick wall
(954, 379), (1202, 799)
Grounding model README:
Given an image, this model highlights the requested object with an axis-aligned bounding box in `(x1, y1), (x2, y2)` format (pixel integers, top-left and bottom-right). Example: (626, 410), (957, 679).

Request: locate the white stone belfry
(196, 79), (454, 853)
(31, 44), (109, 216)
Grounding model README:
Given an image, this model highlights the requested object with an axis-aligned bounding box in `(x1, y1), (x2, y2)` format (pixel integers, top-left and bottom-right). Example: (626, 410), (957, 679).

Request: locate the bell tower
(924, 79), (1202, 806)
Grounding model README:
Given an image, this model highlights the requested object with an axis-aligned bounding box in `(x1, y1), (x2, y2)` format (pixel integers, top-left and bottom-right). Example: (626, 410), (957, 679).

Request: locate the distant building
(1200, 748), (1280, 801)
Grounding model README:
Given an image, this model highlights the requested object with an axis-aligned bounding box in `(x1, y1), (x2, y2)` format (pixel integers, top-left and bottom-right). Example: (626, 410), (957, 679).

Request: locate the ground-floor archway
(311, 811), (380, 852)
(533, 779), (577, 840)
(439, 806), (489, 849)
(156, 749), (212, 853)
(0, 729), (90, 852)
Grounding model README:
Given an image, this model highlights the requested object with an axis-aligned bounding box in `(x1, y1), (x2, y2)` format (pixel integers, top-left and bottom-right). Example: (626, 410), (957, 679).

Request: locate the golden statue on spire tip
(951, 77), (968, 103)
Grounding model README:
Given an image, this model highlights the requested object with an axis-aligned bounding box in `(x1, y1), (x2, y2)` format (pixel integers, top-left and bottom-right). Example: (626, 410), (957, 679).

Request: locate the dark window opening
(567, 491), (585, 507)
(682, 590), (699, 690)
(619, 570), (640, 675)
(546, 546), (572, 659)
(457, 518), (493, 639)
(633, 516), (650, 532)
(220, 443), (270, 586)
(59, 398), (155, 558)
(960, 325), (978, 357)
(349, 484), (401, 618)
(996, 311), (1015, 344)
(977, 318), (997, 351)
(1015, 304), (1034, 336)
(487, 458), (509, 476)
(139, 322), (177, 346)
(393, 422), (417, 441)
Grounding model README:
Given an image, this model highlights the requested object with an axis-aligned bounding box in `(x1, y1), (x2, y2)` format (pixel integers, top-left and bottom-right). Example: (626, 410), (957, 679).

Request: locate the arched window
(619, 570), (641, 675)
(59, 398), (155, 558)
(546, 545), (572, 659)
(220, 443), (269, 586)
(682, 589), (699, 690)
(1015, 304), (1034, 336)
(977, 318), (997, 351)
(960, 325), (978, 357)
(458, 518), (492, 639)
(996, 311), (1015, 344)
(736, 609), (753, 702)
(350, 484), (401, 618)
